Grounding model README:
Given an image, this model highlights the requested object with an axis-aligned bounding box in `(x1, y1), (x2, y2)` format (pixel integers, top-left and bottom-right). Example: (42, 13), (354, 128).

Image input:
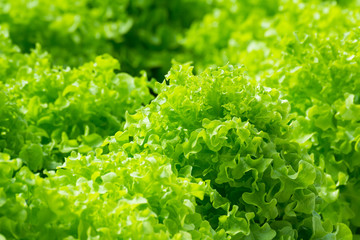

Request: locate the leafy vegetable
(0, 0), (359, 238)
(0, 25), (153, 169)
(0, 0), (212, 78)
(181, 0), (360, 235)
(0, 63), (353, 239)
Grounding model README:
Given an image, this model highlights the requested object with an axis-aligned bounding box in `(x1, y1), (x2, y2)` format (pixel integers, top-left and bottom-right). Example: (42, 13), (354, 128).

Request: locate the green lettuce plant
(0, 25), (153, 170)
(0, 0), (212, 78)
(181, 0), (360, 234)
(0, 0), (359, 238)
(0, 63), (353, 239)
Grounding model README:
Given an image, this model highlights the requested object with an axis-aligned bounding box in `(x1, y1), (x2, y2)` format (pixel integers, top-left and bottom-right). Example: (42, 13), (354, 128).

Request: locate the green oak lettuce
(181, 0), (360, 234)
(182, 0), (360, 77)
(1, 63), (353, 239)
(0, 0), (359, 238)
(0, 25), (153, 169)
(0, 151), (215, 239)
(0, 0), (212, 78)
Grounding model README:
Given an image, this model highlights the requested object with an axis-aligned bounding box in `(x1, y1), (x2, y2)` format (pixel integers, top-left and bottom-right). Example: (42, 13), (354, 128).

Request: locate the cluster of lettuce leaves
(182, 0), (360, 235)
(0, 25), (153, 171)
(0, 0), (212, 78)
(0, 0), (359, 239)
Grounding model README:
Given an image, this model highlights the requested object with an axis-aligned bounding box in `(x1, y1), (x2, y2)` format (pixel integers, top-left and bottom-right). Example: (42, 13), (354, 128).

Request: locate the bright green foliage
(183, 0), (360, 76)
(0, 0), (359, 239)
(0, 90), (28, 159)
(0, 151), (215, 239)
(0, 64), (353, 239)
(265, 26), (360, 234)
(181, 0), (360, 235)
(105, 63), (351, 239)
(0, 0), (212, 78)
(115, 62), (349, 239)
(0, 25), (153, 169)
